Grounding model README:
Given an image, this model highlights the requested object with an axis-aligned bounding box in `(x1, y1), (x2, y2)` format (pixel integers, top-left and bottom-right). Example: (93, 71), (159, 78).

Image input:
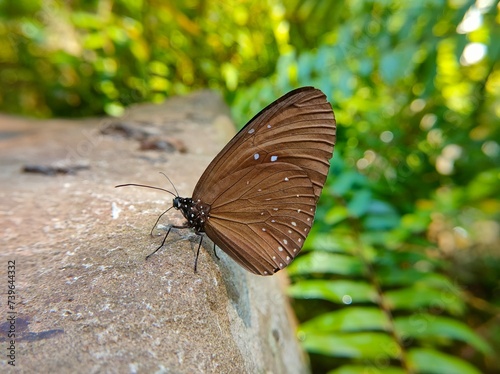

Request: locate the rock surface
(0, 91), (308, 373)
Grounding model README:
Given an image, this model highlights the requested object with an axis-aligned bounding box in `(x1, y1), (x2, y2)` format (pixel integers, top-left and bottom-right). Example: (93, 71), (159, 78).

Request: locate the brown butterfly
(117, 87), (336, 275)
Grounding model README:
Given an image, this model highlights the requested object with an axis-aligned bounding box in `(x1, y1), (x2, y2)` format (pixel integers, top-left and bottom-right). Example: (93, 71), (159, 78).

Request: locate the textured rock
(0, 91), (308, 373)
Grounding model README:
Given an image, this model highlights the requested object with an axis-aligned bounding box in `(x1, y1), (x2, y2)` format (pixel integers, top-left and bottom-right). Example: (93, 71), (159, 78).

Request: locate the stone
(0, 90), (308, 373)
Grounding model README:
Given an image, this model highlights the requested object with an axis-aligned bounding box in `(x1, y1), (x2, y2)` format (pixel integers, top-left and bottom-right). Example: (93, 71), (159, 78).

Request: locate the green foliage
(288, 152), (493, 372)
(232, 1), (498, 373)
(2, 0), (499, 373)
(0, 0), (280, 117)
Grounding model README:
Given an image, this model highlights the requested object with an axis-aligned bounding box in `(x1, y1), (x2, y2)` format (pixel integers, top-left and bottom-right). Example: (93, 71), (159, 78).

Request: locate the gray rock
(0, 91), (309, 374)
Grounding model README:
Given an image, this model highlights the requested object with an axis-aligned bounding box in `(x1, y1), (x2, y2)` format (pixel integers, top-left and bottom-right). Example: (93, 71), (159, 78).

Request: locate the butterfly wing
(193, 87), (336, 202)
(202, 163), (317, 275)
(191, 86), (336, 275)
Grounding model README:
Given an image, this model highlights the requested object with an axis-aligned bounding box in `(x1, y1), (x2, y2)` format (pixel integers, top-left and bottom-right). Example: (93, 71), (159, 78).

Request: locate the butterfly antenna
(159, 172), (180, 197)
(115, 183), (177, 198)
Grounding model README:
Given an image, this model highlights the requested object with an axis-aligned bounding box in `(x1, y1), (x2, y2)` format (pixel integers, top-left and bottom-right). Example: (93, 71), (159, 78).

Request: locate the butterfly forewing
(193, 87), (336, 202)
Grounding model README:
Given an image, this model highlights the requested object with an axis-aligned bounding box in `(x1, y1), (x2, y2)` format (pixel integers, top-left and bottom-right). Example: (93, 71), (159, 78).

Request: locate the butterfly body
(174, 197), (210, 233)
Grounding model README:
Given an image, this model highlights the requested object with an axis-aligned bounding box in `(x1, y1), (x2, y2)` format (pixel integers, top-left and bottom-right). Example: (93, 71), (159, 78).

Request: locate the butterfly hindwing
(202, 163), (316, 275)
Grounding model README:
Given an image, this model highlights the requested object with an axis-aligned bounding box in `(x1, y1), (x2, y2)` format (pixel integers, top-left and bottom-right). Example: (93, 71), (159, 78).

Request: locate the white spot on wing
(283, 239), (288, 245)
(291, 222), (297, 226)
(284, 177), (289, 181)
(248, 128), (255, 134)
(267, 124), (271, 128)
(262, 228), (266, 232)
(254, 153), (260, 160)
(271, 155), (278, 162)
(278, 246), (283, 251)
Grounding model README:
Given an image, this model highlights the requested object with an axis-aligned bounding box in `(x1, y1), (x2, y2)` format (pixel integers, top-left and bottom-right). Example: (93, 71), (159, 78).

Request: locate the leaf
(287, 252), (364, 276)
(385, 286), (465, 315)
(395, 315), (492, 355)
(408, 348), (482, 374)
(333, 171), (368, 196)
(299, 307), (389, 334)
(466, 168), (500, 200)
(347, 189), (372, 217)
(379, 270), (452, 289)
(288, 280), (377, 303)
(364, 213), (400, 230)
(303, 232), (355, 254)
(301, 332), (400, 360)
(325, 205), (349, 225)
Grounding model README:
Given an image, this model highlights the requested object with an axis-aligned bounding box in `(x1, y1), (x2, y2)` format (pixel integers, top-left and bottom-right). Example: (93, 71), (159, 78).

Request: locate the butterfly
(117, 87), (336, 275)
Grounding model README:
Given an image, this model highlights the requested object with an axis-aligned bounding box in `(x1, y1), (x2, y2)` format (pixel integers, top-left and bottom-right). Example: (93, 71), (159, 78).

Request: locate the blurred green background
(1, 0), (498, 373)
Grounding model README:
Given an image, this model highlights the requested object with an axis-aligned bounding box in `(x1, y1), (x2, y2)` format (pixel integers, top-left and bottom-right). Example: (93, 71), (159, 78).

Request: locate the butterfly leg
(146, 224), (189, 260)
(193, 232), (204, 273)
(213, 243), (220, 260)
(149, 208), (174, 236)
